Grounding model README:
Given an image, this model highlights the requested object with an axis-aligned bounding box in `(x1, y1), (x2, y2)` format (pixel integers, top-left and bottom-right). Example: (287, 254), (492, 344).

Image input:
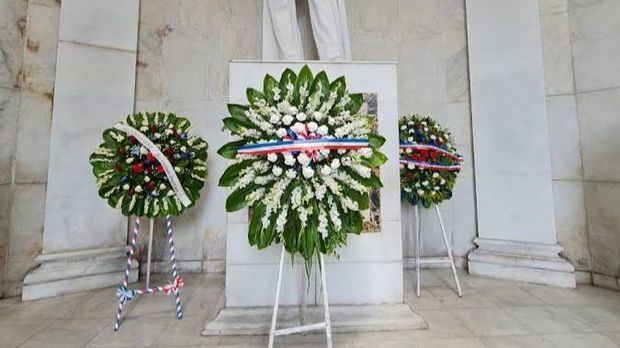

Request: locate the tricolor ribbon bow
(163, 275), (184, 295)
(116, 285), (137, 303)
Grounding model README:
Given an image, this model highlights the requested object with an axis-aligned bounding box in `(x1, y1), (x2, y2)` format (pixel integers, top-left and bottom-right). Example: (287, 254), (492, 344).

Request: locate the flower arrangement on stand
(399, 114), (461, 207)
(89, 111), (208, 330)
(218, 65), (388, 268)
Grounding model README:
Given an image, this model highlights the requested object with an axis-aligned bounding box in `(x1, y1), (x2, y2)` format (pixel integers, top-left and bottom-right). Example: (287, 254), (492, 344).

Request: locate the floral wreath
(89, 111), (209, 217)
(399, 114), (461, 208)
(218, 65), (387, 265)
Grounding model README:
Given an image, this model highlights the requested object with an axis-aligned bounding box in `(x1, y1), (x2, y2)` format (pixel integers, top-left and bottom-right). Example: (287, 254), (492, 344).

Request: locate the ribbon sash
(399, 142), (461, 161)
(114, 123), (192, 207)
(238, 138), (369, 156)
(399, 159), (461, 172)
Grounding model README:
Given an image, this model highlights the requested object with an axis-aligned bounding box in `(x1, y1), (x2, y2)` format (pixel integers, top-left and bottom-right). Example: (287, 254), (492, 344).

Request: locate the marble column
(465, 0), (575, 287)
(22, 0), (141, 300)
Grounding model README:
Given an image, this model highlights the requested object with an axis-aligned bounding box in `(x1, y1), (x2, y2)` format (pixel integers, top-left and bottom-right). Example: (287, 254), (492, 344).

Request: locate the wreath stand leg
(268, 245), (333, 348)
(414, 205), (463, 297)
(113, 215), (184, 331)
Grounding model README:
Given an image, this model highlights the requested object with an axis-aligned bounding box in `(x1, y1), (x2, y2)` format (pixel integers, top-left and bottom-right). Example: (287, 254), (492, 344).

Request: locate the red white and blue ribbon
(399, 142), (462, 172)
(238, 138), (369, 156)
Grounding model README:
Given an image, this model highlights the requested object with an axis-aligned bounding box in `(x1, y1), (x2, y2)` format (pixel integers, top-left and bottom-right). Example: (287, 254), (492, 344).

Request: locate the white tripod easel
(268, 245), (333, 348)
(413, 204), (462, 297)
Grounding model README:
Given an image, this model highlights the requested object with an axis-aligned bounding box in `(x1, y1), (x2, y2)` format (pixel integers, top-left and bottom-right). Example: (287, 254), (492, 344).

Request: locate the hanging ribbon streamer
(399, 142), (462, 161)
(114, 123), (192, 207)
(399, 142), (462, 172)
(399, 159), (462, 172)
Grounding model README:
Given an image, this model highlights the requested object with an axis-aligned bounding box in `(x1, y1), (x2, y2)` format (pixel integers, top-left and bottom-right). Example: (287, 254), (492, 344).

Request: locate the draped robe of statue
(263, 0), (352, 61)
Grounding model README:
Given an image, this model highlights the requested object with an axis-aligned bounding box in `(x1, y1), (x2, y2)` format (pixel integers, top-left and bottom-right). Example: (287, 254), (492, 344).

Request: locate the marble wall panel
(14, 92), (52, 184)
(552, 180), (589, 271)
(540, 7), (575, 95)
(546, 95), (582, 180)
(584, 181), (620, 277)
(0, 87), (19, 185)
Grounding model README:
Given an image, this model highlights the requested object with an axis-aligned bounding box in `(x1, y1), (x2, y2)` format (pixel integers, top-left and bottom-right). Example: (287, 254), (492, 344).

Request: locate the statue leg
(264, 0), (304, 60)
(307, 0), (352, 61)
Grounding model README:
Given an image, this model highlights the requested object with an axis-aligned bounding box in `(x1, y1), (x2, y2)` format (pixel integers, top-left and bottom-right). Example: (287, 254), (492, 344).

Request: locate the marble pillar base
(202, 304), (427, 336)
(22, 246), (138, 300)
(468, 238), (576, 288)
(593, 273), (620, 291)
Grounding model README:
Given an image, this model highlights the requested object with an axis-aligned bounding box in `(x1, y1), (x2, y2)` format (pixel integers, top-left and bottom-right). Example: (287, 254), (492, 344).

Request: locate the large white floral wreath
(399, 114), (461, 208)
(90, 112), (208, 217)
(219, 65), (387, 264)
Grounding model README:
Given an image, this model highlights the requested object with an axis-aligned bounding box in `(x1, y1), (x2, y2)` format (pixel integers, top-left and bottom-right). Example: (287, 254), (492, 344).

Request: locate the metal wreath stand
(114, 216), (184, 331)
(413, 204), (462, 297)
(268, 245), (333, 348)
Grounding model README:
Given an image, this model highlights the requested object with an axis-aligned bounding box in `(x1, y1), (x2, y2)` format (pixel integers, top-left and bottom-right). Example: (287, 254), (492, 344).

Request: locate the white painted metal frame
(268, 245), (333, 348)
(146, 218), (154, 288)
(414, 205), (462, 297)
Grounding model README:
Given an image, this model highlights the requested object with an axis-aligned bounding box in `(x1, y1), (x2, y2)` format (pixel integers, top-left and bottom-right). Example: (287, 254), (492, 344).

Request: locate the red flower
(164, 147), (174, 156)
(145, 181), (156, 191)
(132, 163), (143, 174)
(118, 147), (126, 156)
(114, 162), (122, 172)
(150, 125), (158, 133)
(157, 165), (165, 174)
(146, 152), (156, 163)
(129, 136), (137, 144)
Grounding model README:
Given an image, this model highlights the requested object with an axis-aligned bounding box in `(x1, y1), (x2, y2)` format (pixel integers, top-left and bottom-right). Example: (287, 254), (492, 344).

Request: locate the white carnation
(267, 153), (278, 162)
(285, 169), (297, 179)
(292, 122), (305, 134)
(302, 166), (315, 178)
(297, 152), (311, 166)
(331, 158), (341, 169)
(269, 113), (280, 124)
(135, 185), (143, 193)
(358, 148), (373, 158)
(312, 111), (324, 121)
(282, 114), (294, 126)
(318, 125), (329, 134)
(276, 128), (287, 138)
(296, 112), (307, 121)
(407, 163), (415, 170)
(417, 189), (424, 195)
(307, 121), (318, 132)
(272, 166), (283, 176)
(320, 165), (332, 176)
(284, 154), (296, 166)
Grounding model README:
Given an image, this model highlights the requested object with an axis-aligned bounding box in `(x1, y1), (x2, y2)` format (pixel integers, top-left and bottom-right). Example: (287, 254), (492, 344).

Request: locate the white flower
(269, 113), (280, 124)
(135, 185), (143, 193)
(430, 135), (436, 140)
(140, 126), (148, 132)
(358, 147), (373, 158)
(331, 159), (341, 169)
(302, 166), (315, 178)
(123, 184), (130, 191)
(292, 122), (305, 134)
(154, 133), (161, 138)
(312, 111), (324, 121)
(180, 146), (187, 152)
(165, 129), (173, 135)
(432, 172), (440, 178)
(307, 121), (318, 132)
(167, 189), (175, 196)
(282, 114), (294, 126)
(399, 163), (404, 169)
(285, 169), (297, 179)
(318, 125), (328, 134)
(159, 183), (167, 190)
(284, 154), (296, 166)
(319, 149), (330, 157)
(342, 157), (352, 166)
(297, 152), (311, 166)
(272, 166), (283, 176)
(276, 128), (287, 138)
(424, 127), (429, 132)
(140, 146), (148, 155)
(421, 121), (427, 126)
(434, 186), (440, 191)
(406, 148), (412, 154)
(337, 149), (346, 155)
(407, 137), (414, 142)
(422, 181), (429, 186)
(407, 163), (415, 170)
(175, 166), (181, 173)
(320, 165), (332, 176)
(440, 179), (446, 185)
(125, 158), (134, 164)
(144, 176), (151, 182)
(267, 153), (278, 162)
(417, 189), (424, 195)
(327, 117), (336, 125)
(296, 112), (307, 121)
(288, 106), (299, 115)
(400, 125), (407, 130)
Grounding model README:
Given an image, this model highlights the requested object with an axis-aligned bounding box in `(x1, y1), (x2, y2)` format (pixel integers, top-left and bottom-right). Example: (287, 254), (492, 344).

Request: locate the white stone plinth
(465, 0), (575, 286)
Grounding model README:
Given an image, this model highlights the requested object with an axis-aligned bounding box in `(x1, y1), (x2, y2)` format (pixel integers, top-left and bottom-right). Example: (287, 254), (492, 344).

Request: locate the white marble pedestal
(203, 61), (426, 335)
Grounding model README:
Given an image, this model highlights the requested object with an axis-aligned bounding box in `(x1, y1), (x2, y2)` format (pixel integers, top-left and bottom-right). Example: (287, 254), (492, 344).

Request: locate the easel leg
(319, 253), (333, 348)
(434, 205), (462, 297)
(146, 218), (154, 289)
(114, 216), (140, 331)
(165, 215), (184, 319)
(268, 245), (286, 348)
(414, 205), (421, 297)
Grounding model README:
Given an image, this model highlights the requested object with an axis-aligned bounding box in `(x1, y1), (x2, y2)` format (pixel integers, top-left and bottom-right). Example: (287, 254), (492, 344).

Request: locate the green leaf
(225, 184), (256, 212)
(367, 133), (386, 149)
(309, 71), (330, 101)
(263, 74), (279, 103)
(218, 160), (253, 187)
(279, 68), (297, 93)
(347, 93), (364, 114)
(294, 65), (313, 104)
(248, 204), (265, 246)
(228, 104), (250, 122)
(363, 150), (388, 167)
(217, 140), (245, 159)
(329, 76), (347, 99)
(246, 88), (265, 106)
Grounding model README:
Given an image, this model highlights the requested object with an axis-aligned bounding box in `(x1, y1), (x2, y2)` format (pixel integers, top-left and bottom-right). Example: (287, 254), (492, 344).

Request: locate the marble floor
(0, 269), (619, 347)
